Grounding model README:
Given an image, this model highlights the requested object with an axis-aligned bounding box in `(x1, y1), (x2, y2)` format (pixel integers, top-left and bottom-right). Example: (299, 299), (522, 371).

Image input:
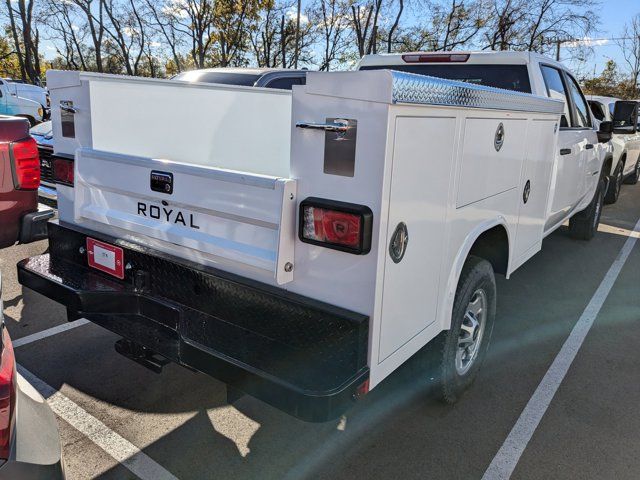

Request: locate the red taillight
(299, 198), (372, 254)
(10, 137), (40, 190)
(402, 53), (470, 63)
(53, 157), (74, 186)
(0, 328), (16, 460)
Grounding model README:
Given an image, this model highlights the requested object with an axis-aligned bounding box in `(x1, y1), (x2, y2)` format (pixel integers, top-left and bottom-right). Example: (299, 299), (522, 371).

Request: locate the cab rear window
(360, 64), (532, 93)
(172, 72), (261, 86)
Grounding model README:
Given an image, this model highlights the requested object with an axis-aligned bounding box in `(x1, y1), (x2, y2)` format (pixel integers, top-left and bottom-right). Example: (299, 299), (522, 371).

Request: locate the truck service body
(18, 58), (608, 421)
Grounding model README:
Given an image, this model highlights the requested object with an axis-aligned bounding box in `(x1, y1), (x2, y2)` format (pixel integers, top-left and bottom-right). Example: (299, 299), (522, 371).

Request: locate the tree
(581, 60), (637, 99)
(144, 0), (186, 73)
(309, 0), (352, 71)
(351, 0), (383, 57)
(4, 0), (41, 82)
(101, 0), (148, 76)
(483, 0), (527, 51)
(0, 35), (22, 78)
(618, 14), (640, 98)
(386, 0), (404, 53)
(394, 0), (484, 52)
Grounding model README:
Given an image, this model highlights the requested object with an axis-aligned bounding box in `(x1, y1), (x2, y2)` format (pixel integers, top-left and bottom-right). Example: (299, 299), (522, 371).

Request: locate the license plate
(86, 238), (124, 279)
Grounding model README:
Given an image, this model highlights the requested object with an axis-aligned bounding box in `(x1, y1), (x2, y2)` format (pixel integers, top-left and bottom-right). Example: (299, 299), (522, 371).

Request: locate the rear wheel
(568, 174), (605, 241)
(439, 256), (496, 404)
(624, 155), (640, 185)
(604, 161), (622, 204)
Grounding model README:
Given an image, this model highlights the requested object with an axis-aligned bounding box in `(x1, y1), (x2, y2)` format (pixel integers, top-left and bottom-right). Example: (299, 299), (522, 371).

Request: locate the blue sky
(563, 0), (640, 76)
(38, 0), (639, 77)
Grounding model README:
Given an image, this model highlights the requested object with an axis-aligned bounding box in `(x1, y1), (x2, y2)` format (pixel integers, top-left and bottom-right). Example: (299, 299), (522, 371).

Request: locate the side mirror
(612, 101), (639, 134)
(598, 120), (613, 143)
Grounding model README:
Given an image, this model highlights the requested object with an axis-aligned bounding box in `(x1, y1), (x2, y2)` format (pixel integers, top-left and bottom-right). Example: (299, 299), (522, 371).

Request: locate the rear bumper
(19, 208), (54, 244)
(18, 222), (369, 422)
(37, 185), (57, 208)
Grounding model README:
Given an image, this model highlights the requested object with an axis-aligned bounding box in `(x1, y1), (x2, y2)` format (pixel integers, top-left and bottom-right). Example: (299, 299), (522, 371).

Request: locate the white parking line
(18, 364), (179, 480)
(12, 319), (90, 348)
(482, 217), (640, 480)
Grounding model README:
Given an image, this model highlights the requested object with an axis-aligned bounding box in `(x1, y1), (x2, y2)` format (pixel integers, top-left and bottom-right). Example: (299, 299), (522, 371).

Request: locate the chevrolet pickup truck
(0, 116), (54, 248)
(17, 62), (611, 421)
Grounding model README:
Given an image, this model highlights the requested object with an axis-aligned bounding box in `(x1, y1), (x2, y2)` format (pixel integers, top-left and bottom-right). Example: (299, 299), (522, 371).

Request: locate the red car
(0, 116), (54, 248)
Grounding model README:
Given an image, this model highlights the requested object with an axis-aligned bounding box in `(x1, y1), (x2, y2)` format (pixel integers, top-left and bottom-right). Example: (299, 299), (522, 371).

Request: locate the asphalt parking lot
(2, 184), (640, 480)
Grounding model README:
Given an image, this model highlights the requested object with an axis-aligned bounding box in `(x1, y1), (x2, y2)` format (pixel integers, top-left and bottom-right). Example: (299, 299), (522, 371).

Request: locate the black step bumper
(19, 208), (54, 244)
(18, 221), (369, 422)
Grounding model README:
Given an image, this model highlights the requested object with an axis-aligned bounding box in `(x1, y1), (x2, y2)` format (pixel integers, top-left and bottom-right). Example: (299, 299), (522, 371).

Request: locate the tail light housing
(299, 197), (372, 254)
(9, 137), (40, 190)
(53, 156), (74, 186)
(0, 313), (16, 460)
(402, 53), (470, 63)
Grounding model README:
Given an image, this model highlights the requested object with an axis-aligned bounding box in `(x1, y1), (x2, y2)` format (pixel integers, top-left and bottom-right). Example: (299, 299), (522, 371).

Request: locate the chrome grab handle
(60, 102), (77, 114)
(296, 121), (349, 132)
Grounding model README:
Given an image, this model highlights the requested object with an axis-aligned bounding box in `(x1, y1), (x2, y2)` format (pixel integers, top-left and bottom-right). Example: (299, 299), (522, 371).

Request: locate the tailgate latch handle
(296, 121), (350, 133)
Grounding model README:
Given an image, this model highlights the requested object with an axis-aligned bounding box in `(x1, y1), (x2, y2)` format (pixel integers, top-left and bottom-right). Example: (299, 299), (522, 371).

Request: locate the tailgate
(74, 148), (296, 284)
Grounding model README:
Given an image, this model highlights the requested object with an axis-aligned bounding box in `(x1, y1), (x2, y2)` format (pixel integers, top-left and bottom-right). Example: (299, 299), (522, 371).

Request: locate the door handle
(296, 121), (350, 132)
(560, 148), (572, 155)
(585, 144), (594, 149)
(59, 101), (77, 114)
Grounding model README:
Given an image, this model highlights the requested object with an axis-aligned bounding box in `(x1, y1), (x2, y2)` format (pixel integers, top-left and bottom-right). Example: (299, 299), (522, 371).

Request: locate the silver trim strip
(390, 71), (564, 114)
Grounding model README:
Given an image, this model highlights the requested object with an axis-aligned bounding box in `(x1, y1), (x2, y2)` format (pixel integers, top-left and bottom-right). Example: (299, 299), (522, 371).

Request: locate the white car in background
(588, 95), (640, 203)
(2, 79), (50, 120)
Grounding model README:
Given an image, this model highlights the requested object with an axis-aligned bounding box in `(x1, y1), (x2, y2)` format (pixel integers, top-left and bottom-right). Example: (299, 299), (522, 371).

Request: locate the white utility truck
(587, 95), (640, 203)
(18, 61), (611, 421)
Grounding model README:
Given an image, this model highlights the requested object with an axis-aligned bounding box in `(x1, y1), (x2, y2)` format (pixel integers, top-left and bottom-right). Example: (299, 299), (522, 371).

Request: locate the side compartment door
(513, 119), (557, 261)
(379, 116), (455, 362)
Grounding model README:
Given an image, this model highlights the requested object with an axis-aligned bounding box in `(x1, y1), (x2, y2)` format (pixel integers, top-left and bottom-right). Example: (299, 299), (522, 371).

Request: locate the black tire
(604, 160), (622, 204)
(439, 256), (496, 404)
(568, 174), (605, 241)
(624, 155), (640, 185)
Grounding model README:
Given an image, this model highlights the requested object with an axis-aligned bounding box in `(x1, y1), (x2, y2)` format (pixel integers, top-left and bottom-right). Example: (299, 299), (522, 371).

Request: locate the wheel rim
(456, 289), (487, 376)
(616, 169), (622, 195)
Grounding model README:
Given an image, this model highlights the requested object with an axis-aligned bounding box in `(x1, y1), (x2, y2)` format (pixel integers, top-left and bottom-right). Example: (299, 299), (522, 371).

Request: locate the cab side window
(588, 101), (605, 122)
(566, 75), (592, 128)
(264, 76), (305, 90)
(540, 65), (571, 128)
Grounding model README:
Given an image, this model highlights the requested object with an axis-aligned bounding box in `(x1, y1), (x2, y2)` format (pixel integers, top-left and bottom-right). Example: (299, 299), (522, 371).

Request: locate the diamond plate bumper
(18, 221), (370, 422)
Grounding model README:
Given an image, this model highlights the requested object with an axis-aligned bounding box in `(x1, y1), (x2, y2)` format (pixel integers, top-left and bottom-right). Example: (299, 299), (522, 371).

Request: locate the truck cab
(588, 95), (640, 202)
(0, 80), (45, 126)
(358, 51), (608, 237)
